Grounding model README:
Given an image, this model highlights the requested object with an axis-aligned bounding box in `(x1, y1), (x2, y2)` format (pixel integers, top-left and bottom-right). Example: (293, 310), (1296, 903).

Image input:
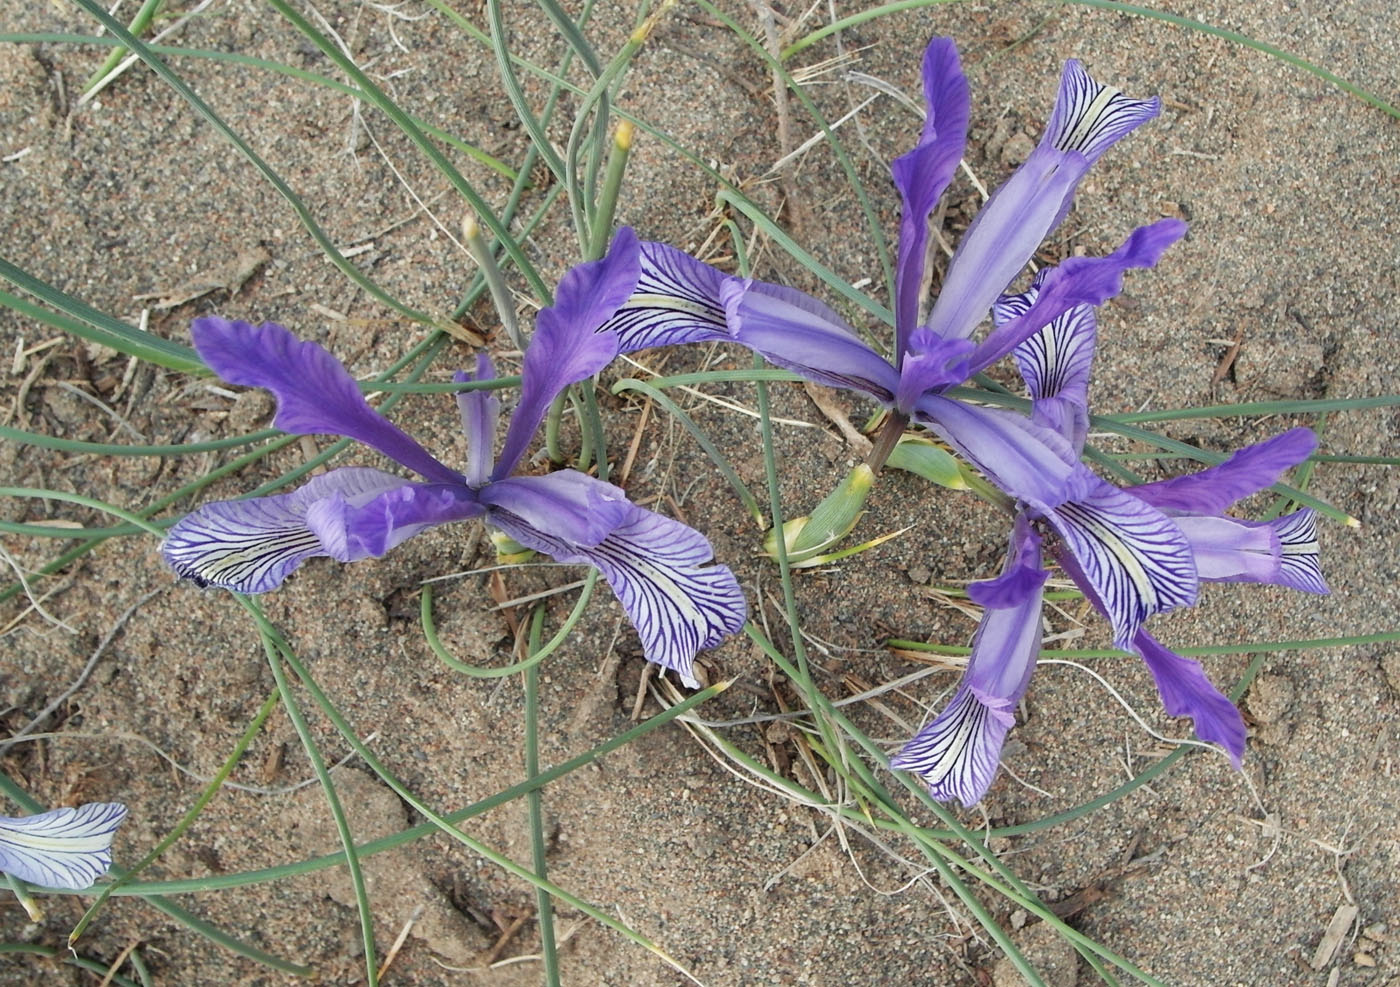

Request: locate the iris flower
(579, 37), (1197, 659)
(891, 275), (1327, 804)
(1, 802), (127, 890)
(161, 243), (746, 685)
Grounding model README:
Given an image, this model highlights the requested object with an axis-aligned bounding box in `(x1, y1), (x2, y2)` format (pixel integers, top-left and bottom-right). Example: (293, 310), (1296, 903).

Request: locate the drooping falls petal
(1270, 509), (1329, 595)
(1174, 510), (1328, 595)
(191, 318), (461, 486)
(493, 228), (642, 479)
(1045, 477), (1198, 649)
(891, 36), (970, 352)
(0, 802), (127, 890)
(455, 353), (500, 487)
(1130, 427), (1318, 516)
(999, 272), (1098, 449)
(893, 521), (1046, 806)
(483, 471), (747, 686)
(1133, 630), (1246, 765)
(596, 239), (731, 351)
(162, 468), (436, 593)
(967, 218), (1186, 377)
(913, 394), (1089, 509)
(720, 278), (901, 402)
(1044, 59), (1161, 164)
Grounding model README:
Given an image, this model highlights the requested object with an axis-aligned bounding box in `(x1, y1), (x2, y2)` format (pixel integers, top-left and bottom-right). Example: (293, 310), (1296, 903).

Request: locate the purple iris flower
(892, 275), (1327, 804)
(1, 801), (127, 890)
(161, 238), (746, 686)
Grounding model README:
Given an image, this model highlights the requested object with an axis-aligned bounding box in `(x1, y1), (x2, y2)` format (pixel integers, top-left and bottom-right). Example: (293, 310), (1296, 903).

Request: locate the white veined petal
(1273, 509), (1329, 595)
(891, 688), (1011, 807)
(1046, 59), (1160, 163)
(0, 802), (127, 890)
(599, 240), (730, 352)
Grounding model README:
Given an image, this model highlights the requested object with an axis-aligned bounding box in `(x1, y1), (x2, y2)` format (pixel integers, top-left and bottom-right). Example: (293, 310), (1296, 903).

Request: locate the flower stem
(863, 411), (909, 473)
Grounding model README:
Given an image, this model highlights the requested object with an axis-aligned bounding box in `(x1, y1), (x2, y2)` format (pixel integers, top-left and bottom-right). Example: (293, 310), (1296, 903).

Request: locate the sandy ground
(2, 1), (1398, 985)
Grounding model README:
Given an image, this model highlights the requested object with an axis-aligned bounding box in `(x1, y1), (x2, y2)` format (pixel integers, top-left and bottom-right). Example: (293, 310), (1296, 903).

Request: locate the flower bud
(763, 464), (875, 565)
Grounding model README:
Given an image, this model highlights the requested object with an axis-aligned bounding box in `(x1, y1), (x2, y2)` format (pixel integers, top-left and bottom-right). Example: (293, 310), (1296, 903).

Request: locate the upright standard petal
(721, 278), (901, 402)
(162, 467), (423, 593)
(891, 37), (970, 354)
(456, 353), (500, 487)
(967, 218), (1186, 377)
(493, 230), (642, 479)
(0, 802), (127, 890)
(597, 239), (731, 352)
(1045, 477), (1198, 649)
(893, 522), (1047, 806)
(1129, 428), (1317, 516)
(1133, 631), (1246, 765)
(191, 318), (461, 486)
(484, 471), (747, 686)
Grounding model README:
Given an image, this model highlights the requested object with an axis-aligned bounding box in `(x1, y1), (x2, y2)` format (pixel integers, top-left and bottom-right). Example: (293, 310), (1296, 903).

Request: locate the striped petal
(597, 239), (731, 352)
(892, 685), (1012, 807)
(892, 37), (970, 354)
(1044, 59), (1161, 164)
(1133, 631), (1246, 766)
(494, 229), (641, 478)
(0, 802), (127, 890)
(1130, 428), (1318, 515)
(1271, 509), (1329, 595)
(1046, 478), (1198, 649)
(162, 468), (436, 593)
(191, 318), (460, 486)
(1000, 271), (1098, 449)
(721, 278), (900, 402)
(1176, 510), (1328, 595)
(484, 471), (746, 686)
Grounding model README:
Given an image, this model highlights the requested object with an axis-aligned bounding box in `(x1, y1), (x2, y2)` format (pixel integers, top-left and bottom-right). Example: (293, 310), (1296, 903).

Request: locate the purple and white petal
(1177, 510), (1327, 594)
(1000, 272), (1098, 449)
(891, 37), (970, 354)
(1130, 428), (1317, 515)
(191, 318), (461, 486)
(596, 240), (731, 352)
(913, 394), (1089, 509)
(162, 467), (414, 593)
(721, 278), (901, 402)
(891, 685), (1013, 807)
(456, 354), (500, 487)
(967, 218), (1186, 377)
(1046, 477), (1197, 649)
(1133, 630), (1246, 766)
(1270, 509), (1329, 594)
(484, 471), (746, 685)
(1043, 59), (1160, 165)
(307, 479), (483, 563)
(493, 229), (642, 479)
(0, 802), (127, 890)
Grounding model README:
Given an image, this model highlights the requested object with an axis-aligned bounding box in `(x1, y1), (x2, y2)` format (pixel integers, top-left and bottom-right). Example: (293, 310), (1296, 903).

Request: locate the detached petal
(1046, 477), (1197, 649)
(494, 229), (642, 478)
(968, 218), (1186, 376)
(721, 278), (900, 402)
(597, 240), (731, 351)
(484, 471), (746, 685)
(1000, 271), (1098, 449)
(1130, 428), (1317, 515)
(191, 318), (460, 485)
(0, 802), (127, 890)
(162, 468), (450, 593)
(1133, 631), (1246, 766)
(892, 37), (970, 353)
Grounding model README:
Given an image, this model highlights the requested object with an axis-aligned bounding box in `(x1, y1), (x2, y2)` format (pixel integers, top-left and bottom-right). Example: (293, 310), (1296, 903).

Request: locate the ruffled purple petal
(1044, 59), (1161, 164)
(456, 353), (500, 487)
(1133, 630), (1246, 766)
(1129, 428), (1318, 515)
(0, 802), (127, 890)
(999, 271), (1097, 449)
(493, 230), (642, 478)
(191, 318), (460, 485)
(163, 468), (422, 593)
(721, 278), (900, 402)
(483, 471), (746, 685)
(307, 479), (483, 563)
(891, 685), (1014, 807)
(596, 239), (731, 351)
(892, 37), (970, 354)
(967, 218), (1186, 376)
(1045, 477), (1198, 649)
(913, 394), (1089, 509)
